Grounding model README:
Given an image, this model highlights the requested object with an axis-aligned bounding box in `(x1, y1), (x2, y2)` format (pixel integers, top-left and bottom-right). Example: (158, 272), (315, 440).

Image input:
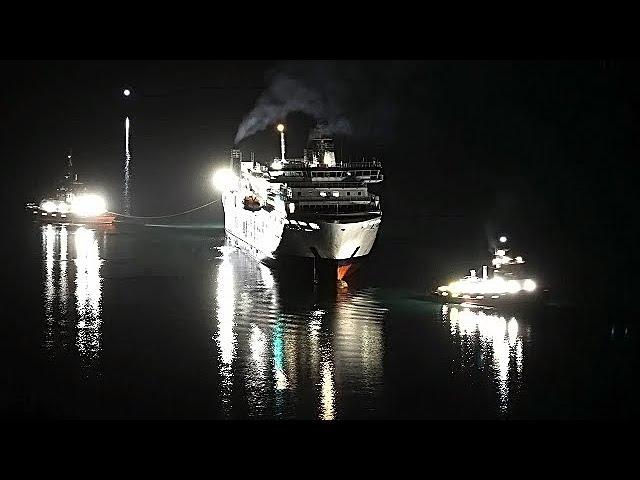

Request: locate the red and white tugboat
(25, 152), (115, 225)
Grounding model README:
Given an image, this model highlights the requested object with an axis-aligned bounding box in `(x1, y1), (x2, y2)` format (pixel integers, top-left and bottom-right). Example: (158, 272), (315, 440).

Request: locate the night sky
(3, 60), (637, 304)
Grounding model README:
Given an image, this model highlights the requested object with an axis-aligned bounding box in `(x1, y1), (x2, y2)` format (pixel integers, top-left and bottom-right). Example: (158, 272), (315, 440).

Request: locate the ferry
(214, 122), (383, 287)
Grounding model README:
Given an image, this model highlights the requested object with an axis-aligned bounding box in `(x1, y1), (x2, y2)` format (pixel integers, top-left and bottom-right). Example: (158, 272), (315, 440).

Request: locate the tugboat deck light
(40, 194), (107, 217)
(437, 235), (537, 296)
(437, 275), (537, 296)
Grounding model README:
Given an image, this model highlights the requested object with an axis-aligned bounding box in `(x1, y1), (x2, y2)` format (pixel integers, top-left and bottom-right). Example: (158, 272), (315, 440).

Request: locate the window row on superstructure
(290, 186), (368, 198)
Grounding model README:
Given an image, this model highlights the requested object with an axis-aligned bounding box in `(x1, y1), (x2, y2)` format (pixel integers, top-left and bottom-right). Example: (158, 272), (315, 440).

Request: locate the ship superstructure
(219, 123), (383, 285)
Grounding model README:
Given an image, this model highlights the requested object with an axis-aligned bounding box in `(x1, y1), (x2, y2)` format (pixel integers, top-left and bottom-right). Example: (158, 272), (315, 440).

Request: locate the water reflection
(214, 246), (236, 416)
(43, 224), (55, 322)
(40, 224), (105, 375)
(211, 240), (387, 419)
(124, 116), (131, 215)
(247, 323), (268, 415)
(309, 309), (334, 420)
(443, 304), (527, 416)
(59, 226), (69, 316)
(74, 227), (103, 372)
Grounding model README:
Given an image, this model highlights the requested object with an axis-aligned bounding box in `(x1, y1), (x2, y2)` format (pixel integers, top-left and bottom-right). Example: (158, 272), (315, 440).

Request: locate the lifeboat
(242, 195), (262, 212)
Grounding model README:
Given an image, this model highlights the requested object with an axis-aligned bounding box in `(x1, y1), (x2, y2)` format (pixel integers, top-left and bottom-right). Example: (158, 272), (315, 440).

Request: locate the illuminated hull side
(27, 206), (116, 225)
(221, 191), (287, 262)
(222, 192), (381, 280)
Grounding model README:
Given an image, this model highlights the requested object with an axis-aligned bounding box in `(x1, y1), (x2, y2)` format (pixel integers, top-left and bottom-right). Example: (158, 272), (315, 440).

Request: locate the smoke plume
(235, 73), (351, 144)
(234, 61), (415, 144)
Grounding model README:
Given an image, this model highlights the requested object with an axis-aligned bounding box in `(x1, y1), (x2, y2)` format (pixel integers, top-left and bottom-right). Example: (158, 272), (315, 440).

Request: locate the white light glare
(212, 168), (238, 191)
(438, 275), (531, 296)
(507, 280), (522, 294)
(71, 194), (107, 217)
(123, 89), (131, 96)
(41, 201), (56, 212)
(500, 236), (507, 243)
(41, 200), (72, 214)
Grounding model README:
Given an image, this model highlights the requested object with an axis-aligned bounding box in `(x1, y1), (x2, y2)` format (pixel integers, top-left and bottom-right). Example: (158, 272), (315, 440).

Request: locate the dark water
(3, 221), (638, 419)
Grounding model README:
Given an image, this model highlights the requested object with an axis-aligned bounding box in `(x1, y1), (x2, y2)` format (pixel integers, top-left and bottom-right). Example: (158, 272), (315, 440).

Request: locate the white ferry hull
(277, 217), (380, 260)
(222, 193), (381, 280)
(222, 192), (286, 261)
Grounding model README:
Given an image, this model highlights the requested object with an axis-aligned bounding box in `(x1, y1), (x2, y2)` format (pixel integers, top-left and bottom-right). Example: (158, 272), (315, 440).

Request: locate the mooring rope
(107, 198), (220, 219)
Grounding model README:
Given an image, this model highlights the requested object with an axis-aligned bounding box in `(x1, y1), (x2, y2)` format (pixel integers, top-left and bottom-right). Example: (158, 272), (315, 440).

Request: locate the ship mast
(64, 149), (73, 181)
(277, 123), (285, 161)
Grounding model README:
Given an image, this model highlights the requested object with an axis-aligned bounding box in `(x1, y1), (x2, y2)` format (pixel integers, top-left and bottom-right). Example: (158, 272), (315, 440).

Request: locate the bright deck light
(499, 236), (507, 243)
(71, 194), (107, 217)
(523, 279), (536, 292)
(212, 168), (238, 191)
(41, 201), (56, 212)
(507, 280), (522, 294)
(123, 89), (131, 97)
(277, 124), (285, 133)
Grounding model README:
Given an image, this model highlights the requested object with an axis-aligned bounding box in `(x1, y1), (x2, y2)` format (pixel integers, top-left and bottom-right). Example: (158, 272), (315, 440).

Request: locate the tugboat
(431, 236), (546, 308)
(25, 151), (115, 225)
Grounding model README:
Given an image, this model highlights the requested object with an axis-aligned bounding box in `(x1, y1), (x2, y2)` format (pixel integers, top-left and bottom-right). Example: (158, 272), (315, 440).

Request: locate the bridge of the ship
(267, 160), (383, 183)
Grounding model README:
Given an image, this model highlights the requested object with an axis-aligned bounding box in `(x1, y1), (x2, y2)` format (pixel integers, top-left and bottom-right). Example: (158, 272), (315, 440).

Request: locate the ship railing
(296, 201), (381, 215)
(336, 161), (383, 168)
(292, 181), (368, 188)
(276, 160), (382, 168)
(297, 210), (382, 218)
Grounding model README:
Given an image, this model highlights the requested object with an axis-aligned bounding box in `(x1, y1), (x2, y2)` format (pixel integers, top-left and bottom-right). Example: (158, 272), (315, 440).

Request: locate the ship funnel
(307, 121), (336, 167)
(230, 149), (242, 176)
